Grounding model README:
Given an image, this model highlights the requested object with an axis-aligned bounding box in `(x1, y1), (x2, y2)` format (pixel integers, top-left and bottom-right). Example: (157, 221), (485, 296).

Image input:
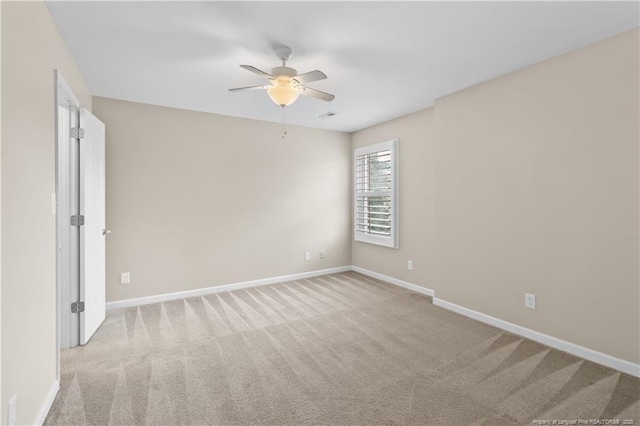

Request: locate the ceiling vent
(319, 111), (338, 119)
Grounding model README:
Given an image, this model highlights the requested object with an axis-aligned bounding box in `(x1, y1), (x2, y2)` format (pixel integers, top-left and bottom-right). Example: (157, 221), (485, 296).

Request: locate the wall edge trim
(106, 266), (352, 310)
(35, 380), (60, 425)
(433, 297), (640, 378)
(105, 263), (638, 377)
(351, 266), (435, 297)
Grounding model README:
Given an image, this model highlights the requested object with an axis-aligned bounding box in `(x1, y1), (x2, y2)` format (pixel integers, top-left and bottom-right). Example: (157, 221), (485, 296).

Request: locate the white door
(79, 108), (106, 344)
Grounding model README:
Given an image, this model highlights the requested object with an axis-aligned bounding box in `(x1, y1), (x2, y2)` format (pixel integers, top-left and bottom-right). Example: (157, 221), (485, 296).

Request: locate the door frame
(54, 70), (80, 380)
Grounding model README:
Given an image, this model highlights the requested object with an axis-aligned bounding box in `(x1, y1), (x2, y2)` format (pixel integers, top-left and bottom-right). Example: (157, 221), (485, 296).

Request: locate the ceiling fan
(229, 46), (335, 108)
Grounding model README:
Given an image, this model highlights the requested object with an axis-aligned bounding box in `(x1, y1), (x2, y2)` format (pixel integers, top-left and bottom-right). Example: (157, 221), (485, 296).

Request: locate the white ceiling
(47, 1), (638, 132)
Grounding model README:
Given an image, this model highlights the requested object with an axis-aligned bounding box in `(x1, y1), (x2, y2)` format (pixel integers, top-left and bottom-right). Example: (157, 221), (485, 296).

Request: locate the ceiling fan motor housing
(271, 66), (298, 78)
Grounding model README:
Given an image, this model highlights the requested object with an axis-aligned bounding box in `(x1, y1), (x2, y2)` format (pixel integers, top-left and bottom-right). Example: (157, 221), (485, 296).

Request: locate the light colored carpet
(45, 272), (639, 425)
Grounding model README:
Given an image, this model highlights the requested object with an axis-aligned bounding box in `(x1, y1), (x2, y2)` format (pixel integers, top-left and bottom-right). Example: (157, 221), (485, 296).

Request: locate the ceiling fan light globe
(267, 85), (299, 107)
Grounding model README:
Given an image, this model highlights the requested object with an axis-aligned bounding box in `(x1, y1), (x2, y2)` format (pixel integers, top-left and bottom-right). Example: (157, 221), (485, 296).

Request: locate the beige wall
(352, 29), (639, 364)
(92, 97), (351, 302)
(434, 29), (639, 364)
(352, 109), (436, 291)
(1, 2), (92, 424)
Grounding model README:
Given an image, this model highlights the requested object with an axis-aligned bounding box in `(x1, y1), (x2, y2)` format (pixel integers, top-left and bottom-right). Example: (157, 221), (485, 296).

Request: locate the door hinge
(71, 301), (85, 314)
(71, 215), (85, 227)
(70, 127), (85, 139)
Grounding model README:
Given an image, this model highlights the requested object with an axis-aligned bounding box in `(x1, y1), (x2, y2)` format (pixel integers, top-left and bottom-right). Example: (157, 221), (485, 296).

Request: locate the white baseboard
(106, 266), (352, 310)
(433, 297), (640, 378)
(104, 263), (638, 378)
(351, 266), (435, 297)
(34, 380), (60, 425)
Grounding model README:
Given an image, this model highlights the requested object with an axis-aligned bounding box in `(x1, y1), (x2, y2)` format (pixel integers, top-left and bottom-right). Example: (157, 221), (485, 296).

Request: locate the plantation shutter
(354, 139), (398, 248)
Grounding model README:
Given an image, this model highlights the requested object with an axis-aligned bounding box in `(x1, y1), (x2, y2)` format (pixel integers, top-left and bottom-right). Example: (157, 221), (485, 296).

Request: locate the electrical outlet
(407, 260), (413, 271)
(304, 252), (311, 261)
(120, 272), (130, 285)
(8, 395), (17, 426)
(319, 250), (326, 259)
(525, 293), (536, 309)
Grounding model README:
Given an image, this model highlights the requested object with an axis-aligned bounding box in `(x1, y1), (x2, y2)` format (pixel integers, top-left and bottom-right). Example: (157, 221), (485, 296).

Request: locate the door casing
(55, 71), (81, 379)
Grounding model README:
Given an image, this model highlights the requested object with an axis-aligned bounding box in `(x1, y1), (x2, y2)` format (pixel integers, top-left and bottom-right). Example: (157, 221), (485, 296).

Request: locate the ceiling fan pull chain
(281, 106), (288, 139)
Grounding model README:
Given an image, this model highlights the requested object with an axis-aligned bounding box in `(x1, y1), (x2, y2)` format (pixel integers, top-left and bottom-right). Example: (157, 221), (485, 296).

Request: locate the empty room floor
(45, 272), (640, 425)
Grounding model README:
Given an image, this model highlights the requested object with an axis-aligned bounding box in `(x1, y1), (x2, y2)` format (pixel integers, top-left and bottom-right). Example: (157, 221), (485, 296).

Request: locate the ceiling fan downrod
(274, 45), (293, 67)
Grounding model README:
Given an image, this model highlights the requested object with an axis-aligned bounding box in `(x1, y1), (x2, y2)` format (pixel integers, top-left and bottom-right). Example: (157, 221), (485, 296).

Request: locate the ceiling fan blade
(228, 85), (271, 92)
(294, 70), (327, 84)
(240, 65), (273, 78)
(298, 86), (335, 102)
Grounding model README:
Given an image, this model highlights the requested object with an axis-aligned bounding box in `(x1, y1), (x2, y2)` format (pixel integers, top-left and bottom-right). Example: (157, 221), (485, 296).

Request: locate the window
(354, 139), (398, 248)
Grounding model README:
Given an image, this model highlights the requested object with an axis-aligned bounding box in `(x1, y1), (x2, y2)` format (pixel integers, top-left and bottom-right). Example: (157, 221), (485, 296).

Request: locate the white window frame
(353, 139), (398, 248)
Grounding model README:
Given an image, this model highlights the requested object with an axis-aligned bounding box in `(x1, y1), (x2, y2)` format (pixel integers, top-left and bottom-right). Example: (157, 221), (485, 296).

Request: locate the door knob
(102, 229), (111, 236)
